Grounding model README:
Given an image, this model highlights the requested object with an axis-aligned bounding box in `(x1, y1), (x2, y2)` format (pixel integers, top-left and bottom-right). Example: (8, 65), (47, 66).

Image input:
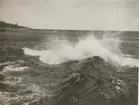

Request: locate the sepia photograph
(0, 0), (138, 105)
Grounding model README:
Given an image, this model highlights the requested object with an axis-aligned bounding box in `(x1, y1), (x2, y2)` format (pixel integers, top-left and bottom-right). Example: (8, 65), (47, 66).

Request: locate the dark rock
(53, 56), (138, 105)
(70, 56), (115, 80)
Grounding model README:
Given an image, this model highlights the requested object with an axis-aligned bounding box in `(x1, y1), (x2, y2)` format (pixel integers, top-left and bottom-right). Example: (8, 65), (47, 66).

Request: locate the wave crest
(23, 33), (139, 67)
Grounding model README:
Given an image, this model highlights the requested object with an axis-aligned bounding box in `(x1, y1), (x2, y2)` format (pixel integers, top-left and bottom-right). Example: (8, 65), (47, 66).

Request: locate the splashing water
(23, 33), (139, 67)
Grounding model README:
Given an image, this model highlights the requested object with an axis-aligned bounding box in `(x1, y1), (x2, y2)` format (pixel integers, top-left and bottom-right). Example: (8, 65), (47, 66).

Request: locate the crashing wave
(23, 34), (139, 67)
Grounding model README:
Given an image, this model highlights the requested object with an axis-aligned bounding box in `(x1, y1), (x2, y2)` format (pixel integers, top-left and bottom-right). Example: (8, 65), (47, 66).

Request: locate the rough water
(23, 32), (139, 66)
(0, 30), (138, 105)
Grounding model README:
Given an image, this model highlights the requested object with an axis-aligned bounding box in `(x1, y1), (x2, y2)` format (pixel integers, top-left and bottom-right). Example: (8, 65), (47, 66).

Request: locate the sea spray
(23, 33), (139, 67)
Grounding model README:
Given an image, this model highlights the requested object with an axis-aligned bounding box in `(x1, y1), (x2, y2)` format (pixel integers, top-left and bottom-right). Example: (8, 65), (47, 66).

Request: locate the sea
(0, 30), (138, 105)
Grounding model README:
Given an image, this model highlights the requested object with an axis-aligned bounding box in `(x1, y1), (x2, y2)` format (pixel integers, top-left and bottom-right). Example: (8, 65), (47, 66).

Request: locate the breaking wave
(23, 33), (139, 67)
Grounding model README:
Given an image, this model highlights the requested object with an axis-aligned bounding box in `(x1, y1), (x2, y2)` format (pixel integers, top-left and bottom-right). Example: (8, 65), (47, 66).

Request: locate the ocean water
(0, 30), (138, 105)
(22, 31), (139, 66)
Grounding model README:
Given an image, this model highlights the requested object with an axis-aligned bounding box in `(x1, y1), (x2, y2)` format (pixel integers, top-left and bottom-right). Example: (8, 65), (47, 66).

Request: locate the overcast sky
(0, 0), (139, 31)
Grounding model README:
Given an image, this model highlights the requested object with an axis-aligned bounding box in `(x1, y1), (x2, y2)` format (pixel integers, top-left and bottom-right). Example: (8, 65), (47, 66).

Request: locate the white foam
(0, 93), (10, 105)
(0, 61), (16, 66)
(3, 65), (28, 72)
(116, 86), (121, 90)
(5, 76), (23, 85)
(23, 33), (139, 67)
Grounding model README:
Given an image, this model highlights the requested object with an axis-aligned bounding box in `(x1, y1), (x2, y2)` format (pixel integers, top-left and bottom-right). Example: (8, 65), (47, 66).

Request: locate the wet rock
(70, 56), (115, 81)
(54, 56), (138, 105)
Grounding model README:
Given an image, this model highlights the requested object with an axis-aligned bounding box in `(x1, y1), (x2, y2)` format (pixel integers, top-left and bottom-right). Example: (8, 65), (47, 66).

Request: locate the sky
(0, 0), (139, 31)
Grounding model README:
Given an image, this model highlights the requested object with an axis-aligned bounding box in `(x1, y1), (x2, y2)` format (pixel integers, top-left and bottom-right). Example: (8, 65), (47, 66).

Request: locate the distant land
(0, 21), (139, 33)
(0, 21), (29, 29)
